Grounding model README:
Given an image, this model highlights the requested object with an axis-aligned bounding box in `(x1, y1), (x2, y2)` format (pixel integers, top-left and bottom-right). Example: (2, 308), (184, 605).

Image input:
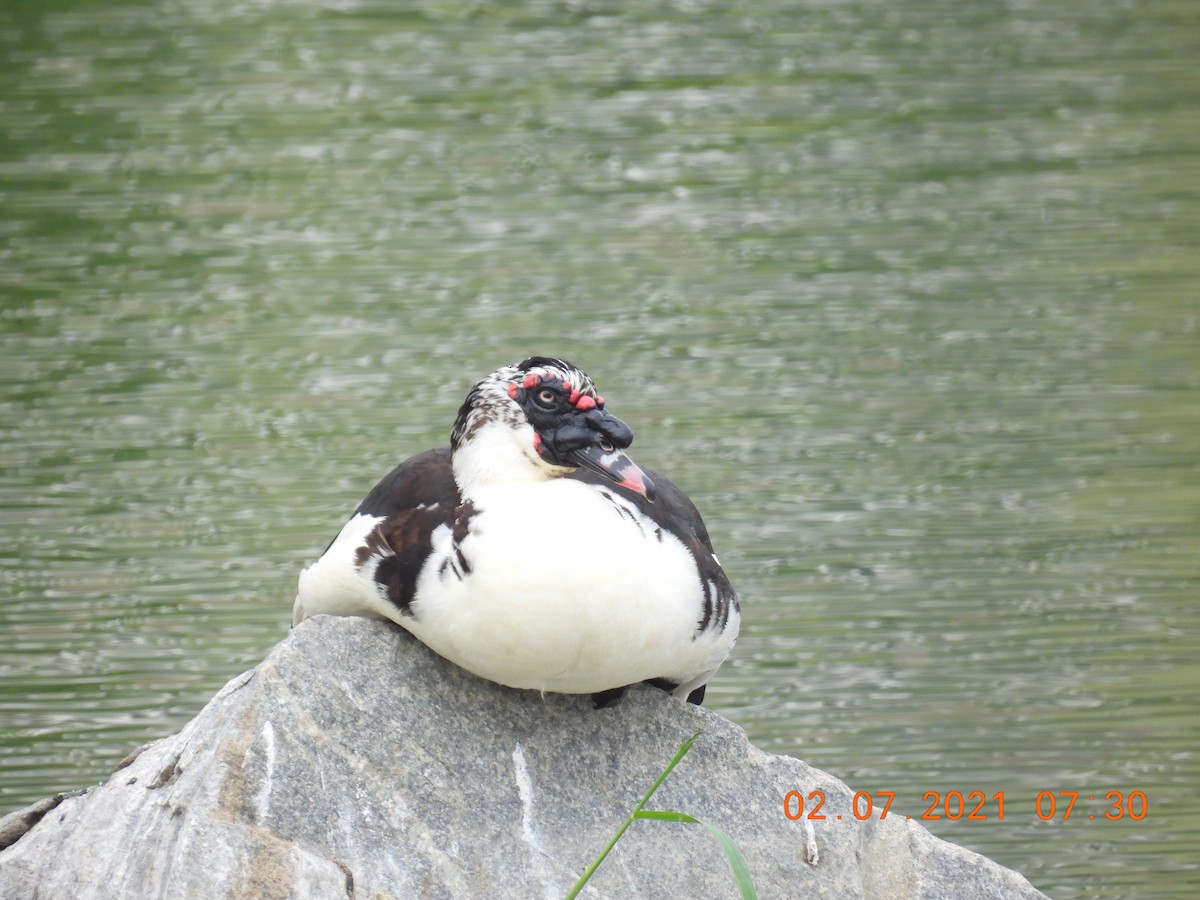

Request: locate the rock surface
(0, 617), (1047, 899)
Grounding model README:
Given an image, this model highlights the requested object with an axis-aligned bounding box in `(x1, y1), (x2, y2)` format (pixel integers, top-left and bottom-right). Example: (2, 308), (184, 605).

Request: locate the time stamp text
(784, 790), (1148, 823)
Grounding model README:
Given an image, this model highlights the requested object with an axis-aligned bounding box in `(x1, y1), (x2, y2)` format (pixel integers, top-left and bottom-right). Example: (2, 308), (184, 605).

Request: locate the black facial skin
(512, 373), (655, 499)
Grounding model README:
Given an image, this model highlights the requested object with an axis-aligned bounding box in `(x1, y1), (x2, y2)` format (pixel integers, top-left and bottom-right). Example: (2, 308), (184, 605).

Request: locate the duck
(293, 356), (739, 707)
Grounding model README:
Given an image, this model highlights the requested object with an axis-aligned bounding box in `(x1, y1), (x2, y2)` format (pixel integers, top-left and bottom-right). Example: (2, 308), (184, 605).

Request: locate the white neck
(452, 420), (567, 497)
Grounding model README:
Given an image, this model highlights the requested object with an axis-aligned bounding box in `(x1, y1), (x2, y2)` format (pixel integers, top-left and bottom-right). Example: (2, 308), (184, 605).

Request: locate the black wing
(355, 447), (458, 517)
(351, 447), (461, 618)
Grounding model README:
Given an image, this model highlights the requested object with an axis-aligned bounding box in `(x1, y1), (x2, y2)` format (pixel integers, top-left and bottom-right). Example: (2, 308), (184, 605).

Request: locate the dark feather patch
(451, 500), (477, 575)
(354, 447), (458, 518)
(352, 448), (460, 617)
(371, 518), (440, 617)
(436, 500), (478, 583)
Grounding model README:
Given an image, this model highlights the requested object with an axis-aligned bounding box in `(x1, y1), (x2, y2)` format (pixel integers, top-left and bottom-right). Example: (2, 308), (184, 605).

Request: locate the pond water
(2, 1), (1198, 897)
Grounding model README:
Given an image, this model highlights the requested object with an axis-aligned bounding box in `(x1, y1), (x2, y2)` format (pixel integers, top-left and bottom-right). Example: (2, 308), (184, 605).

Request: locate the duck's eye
(535, 388), (557, 408)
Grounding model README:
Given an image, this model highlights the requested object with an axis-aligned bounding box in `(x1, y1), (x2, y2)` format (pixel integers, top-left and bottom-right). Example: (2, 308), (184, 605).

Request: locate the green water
(2, 1), (1198, 897)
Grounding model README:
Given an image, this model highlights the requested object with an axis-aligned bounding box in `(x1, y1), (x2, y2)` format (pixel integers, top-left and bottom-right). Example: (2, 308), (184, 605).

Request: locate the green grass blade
(692, 819), (757, 898)
(633, 810), (698, 822)
(564, 729), (704, 900)
(565, 729), (757, 899)
(634, 811), (758, 898)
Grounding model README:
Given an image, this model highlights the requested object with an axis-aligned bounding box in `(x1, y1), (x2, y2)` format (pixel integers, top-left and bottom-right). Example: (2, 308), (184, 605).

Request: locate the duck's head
(450, 356), (654, 499)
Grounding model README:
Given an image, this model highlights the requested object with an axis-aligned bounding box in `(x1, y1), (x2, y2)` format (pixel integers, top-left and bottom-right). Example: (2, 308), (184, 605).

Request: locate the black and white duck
(293, 356), (739, 706)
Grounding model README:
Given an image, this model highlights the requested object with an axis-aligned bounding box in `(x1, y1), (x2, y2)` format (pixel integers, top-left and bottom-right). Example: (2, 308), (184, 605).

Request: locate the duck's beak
(539, 404), (657, 501)
(568, 439), (656, 501)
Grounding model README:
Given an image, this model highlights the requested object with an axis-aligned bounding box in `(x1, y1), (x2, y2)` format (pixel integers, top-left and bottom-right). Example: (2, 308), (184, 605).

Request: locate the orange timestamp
(783, 789), (1148, 823)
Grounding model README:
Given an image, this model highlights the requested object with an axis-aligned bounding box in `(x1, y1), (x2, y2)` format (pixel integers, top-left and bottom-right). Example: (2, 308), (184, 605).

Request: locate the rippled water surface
(2, 1), (1198, 897)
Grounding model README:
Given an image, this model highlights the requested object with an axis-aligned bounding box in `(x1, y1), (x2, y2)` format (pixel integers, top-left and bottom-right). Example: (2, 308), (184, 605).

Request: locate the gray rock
(0, 617), (1047, 899)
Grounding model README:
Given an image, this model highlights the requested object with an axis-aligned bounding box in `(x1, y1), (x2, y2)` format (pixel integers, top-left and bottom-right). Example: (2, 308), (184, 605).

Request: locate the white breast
(404, 479), (735, 695)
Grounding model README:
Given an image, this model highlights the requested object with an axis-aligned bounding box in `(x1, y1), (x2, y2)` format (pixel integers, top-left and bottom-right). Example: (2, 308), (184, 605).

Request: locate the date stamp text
(783, 790), (1148, 823)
